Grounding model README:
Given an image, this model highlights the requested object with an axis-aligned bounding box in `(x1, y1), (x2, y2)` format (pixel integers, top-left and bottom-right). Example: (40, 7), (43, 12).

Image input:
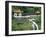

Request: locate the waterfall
(32, 21), (39, 30)
(28, 19), (39, 30)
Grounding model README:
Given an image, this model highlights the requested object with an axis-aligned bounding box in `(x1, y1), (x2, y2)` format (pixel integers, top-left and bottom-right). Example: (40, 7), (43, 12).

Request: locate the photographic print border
(5, 1), (45, 36)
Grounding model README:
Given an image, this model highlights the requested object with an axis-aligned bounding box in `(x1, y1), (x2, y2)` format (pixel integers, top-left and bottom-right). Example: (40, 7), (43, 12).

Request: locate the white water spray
(28, 19), (39, 30)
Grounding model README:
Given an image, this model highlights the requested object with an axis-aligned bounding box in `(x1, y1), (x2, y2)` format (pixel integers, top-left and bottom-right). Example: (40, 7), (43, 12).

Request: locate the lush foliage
(12, 6), (41, 31)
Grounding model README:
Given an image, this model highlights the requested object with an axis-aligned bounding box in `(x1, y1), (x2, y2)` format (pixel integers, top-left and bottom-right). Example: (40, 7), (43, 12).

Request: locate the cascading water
(28, 19), (39, 30)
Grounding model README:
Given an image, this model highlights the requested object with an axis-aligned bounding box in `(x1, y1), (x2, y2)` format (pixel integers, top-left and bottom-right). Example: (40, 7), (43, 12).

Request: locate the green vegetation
(12, 17), (33, 31)
(12, 6), (41, 31)
(12, 15), (41, 31)
(12, 6), (41, 14)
